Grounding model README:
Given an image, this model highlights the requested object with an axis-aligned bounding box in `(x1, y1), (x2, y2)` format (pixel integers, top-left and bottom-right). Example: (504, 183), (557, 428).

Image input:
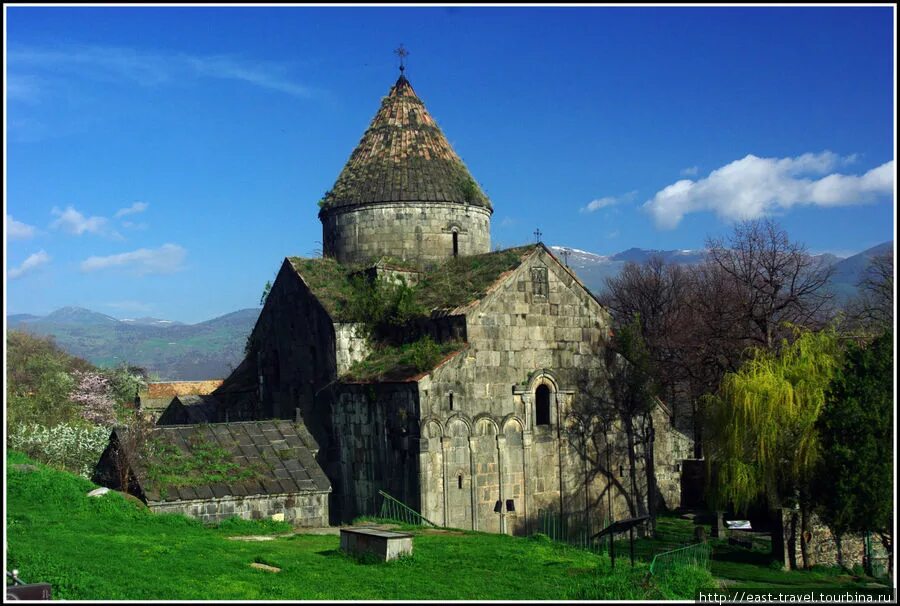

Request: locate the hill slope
(6, 450), (711, 601)
(8, 307), (260, 381)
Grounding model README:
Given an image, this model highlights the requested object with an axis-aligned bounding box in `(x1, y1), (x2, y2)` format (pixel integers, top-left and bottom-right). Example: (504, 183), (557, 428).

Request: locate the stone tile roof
(319, 75), (491, 212)
(145, 380), (223, 397)
(118, 420), (330, 505)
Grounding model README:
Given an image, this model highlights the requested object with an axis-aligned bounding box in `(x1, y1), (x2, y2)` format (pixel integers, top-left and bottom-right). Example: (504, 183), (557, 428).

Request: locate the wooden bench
(339, 527), (413, 561)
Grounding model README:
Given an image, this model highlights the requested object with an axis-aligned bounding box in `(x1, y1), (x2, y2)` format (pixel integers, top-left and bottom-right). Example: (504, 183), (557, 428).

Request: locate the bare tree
(602, 256), (735, 457)
(844, 250), (894, 333)
(601, 257), (693, 398)
(705, 219), (835, 350)
(601, 220), (836, 460)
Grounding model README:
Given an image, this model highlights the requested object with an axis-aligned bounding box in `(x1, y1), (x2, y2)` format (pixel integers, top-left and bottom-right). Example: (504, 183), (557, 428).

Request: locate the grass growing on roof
(288, 257), (360, 319)
(343, 337), (464, 382)
(413, 245), (535, 311)
(289, 246), (534, 380)
(141, 428), (267, 494)
(289, 245), (536, 320)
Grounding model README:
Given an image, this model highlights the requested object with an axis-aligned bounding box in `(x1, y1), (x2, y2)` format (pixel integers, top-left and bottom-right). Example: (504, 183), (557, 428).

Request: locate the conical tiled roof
(319, 75), (491, 212)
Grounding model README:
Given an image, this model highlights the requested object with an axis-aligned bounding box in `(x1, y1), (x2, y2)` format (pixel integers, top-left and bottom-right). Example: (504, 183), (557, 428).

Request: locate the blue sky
(5, 6), (895, 323)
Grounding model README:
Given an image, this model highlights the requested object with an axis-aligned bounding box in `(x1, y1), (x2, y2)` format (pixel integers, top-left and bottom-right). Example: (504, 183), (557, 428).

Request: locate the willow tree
(704, 327), (841, 569)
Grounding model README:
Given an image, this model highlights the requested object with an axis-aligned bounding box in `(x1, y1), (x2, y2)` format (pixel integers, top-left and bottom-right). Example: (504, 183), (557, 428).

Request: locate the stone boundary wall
(149, 491), (330, 527)
(777, 508), (891, 572)
(321, 202), (492, 266)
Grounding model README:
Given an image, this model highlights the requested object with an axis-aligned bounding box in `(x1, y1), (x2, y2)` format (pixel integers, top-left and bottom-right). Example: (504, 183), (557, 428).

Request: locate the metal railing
(377, 490), (439, 527)
(649, 542), (711, 578)
(537, 509), (609, 555)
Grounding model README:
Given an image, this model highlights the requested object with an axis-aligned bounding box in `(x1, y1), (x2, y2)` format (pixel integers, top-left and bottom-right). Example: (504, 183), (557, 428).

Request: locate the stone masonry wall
(149, 491), (329, 527)
(417, 248), (645, 535)
(250, 259), (339, 444)
(321, 202), (491, 267)
(330, 383), (421, 522)
(652, 402), (694, 511)
(778, 509), (891, 572)
(334, 323), (370, 375)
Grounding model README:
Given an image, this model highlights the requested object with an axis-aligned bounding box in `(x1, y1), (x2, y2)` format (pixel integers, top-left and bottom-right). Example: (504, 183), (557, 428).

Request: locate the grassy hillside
(6, 451), (713, 601)
(10, 308), (260, 381)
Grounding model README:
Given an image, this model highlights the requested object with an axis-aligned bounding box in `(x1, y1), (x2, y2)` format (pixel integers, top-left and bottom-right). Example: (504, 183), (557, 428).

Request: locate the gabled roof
(156, 395), (221, 425)
(116, 420), (330, 504)
(137, 396), (176, 413)
(319, 75), (491, 212)
(288, 244), (537, 322)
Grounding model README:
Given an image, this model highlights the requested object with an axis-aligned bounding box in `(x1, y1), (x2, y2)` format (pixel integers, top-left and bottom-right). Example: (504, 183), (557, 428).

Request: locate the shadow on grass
(315, 548), (411, 566)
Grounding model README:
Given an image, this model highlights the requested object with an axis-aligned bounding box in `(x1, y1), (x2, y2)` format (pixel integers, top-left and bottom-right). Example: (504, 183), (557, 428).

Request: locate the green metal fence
(377, 490), (439, 527)
(537, 509), (609, 555)
(649, 542), (711, 578)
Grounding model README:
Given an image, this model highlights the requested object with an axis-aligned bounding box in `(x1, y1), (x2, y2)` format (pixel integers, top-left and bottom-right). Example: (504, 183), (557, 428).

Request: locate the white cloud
(9, 250), (51, 279)
(643, 152), (894, 230)
(582, 197), (618, 213)
(10, 45), (316, 99)
(680, 166), (699, 177)
(8, 215), (37, 239)
(80, 243), (186, 275)
(581, 190), (638, 213)
(50, 205), (111, 236)
(115, 201), (149, 218)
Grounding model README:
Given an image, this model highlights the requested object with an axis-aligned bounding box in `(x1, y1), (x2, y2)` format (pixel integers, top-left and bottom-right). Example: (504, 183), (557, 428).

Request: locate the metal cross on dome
(394, 44), (409, 73)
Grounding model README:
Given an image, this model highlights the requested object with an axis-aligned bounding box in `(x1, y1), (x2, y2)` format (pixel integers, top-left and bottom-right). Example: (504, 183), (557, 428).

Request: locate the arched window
(452, 231), (459, 258)
(535, 384), (551, 426)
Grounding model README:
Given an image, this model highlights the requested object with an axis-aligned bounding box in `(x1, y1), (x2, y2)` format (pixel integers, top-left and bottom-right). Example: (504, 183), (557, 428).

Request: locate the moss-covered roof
(319, 75), (491, 212)
(289, 244), (536, 321)
(342, 339), (467, 383)
(288, 256), (361, 319)
(413, 245), (536, 311)
(118, 421), (330, 504)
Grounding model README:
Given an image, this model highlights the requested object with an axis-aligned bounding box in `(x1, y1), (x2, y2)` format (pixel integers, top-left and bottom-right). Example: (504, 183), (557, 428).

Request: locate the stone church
(212, 68), (691, 534)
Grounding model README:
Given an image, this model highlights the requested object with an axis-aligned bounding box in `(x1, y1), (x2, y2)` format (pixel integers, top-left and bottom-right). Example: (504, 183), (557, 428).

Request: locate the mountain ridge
(8, 241), (891, 381)
(8, 307), (261, 382)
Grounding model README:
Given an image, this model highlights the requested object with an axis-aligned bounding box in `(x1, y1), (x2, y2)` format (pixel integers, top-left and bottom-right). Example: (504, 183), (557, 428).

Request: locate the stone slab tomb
(340, 528), (413, 562)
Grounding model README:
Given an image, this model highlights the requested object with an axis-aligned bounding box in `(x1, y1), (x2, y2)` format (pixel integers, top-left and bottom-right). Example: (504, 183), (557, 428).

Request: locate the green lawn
(5, 451), (710, 601)
(609, 512), (890, 590)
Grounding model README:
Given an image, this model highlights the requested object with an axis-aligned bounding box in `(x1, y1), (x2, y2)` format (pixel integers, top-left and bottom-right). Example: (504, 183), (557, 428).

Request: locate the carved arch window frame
(522, 370), (561, 432)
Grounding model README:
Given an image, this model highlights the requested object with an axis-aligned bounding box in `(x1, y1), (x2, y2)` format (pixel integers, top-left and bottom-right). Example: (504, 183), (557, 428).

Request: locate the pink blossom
(70, 371), (117, 426)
